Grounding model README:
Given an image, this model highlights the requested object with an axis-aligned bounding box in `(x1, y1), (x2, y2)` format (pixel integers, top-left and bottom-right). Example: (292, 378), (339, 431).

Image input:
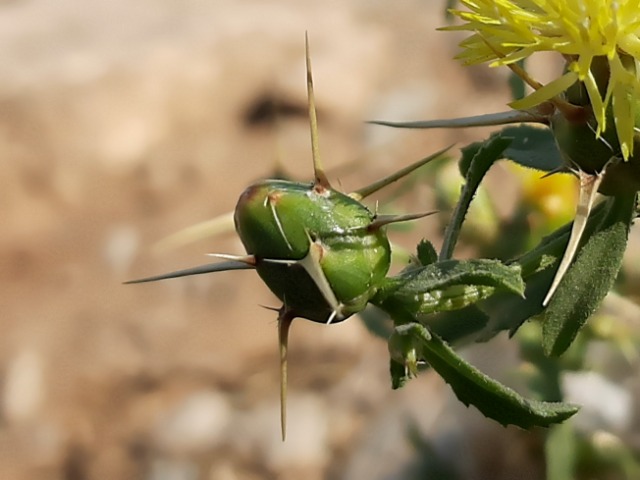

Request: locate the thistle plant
(128, 1), (640, 445)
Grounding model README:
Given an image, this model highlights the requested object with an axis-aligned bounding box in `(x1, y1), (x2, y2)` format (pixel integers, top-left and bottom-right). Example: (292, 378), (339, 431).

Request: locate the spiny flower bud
(234, 179), (391, 323)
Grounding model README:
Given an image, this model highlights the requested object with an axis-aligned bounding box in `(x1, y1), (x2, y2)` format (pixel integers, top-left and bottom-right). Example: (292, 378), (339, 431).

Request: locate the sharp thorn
(367, 109), (548, 131)
(540, 165), (572, 179)
(278, 309), (295, 441)
(260, 258), (297, 266)
(297, 241), (344, 319)
(367, 211), (438, 231)
(305, 32), (331, 191)
(206, 253), (257, 266)
(124, 260), (254, 284)
(259, 304), (281, 313)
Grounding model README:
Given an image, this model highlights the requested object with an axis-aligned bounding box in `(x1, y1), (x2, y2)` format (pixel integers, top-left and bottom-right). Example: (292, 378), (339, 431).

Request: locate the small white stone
(2, 348), (45, 424)
(153, 391), (232, 454)
(103, 224), (140, 276)
(561, 371), (632, 433)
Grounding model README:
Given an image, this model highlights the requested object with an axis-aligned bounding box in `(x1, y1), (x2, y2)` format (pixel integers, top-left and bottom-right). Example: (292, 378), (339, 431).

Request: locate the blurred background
(1, 1), (639, 479)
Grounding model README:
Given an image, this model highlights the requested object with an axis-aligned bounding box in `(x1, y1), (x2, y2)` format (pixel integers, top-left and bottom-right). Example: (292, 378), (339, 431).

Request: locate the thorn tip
(305, 33), (331, 190)
(278, 309), (294, 441)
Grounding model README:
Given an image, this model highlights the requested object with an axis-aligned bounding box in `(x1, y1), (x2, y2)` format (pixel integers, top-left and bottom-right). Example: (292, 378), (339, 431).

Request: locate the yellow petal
(509, 72), (579, 110)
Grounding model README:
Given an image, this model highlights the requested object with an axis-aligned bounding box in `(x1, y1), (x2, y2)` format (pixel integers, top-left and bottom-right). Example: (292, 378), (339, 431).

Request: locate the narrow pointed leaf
(373, 258), (524, 317)
(393, 323), (579, 428)
(440, 135), (512, 260)
(461, 126), (563, 173)
(542, 192), (636, 356)
(475, 199), (610, 341)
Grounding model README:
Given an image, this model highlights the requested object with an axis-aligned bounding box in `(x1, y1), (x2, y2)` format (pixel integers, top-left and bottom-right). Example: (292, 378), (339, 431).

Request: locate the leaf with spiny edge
(426, 199), (611, 345)
(440, 135), (513, 260)
(542, 192), (636, 357)
(416, 239), (438, 266)
(389, 323), (579, 429)
(373, 258), (525, 319)
(543, 168), (605, 307)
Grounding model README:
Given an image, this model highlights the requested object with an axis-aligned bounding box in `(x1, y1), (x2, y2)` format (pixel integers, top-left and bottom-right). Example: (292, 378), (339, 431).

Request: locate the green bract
(553, 57), (640, 195)
(234, 180), (391, 323)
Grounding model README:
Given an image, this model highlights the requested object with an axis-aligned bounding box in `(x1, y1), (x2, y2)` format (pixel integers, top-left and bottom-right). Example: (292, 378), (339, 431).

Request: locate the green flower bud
(551, 107), (640, 196)
(552, 55), (640, 195)
(550, 109), (618, 174)
(234, 179), (391, 323)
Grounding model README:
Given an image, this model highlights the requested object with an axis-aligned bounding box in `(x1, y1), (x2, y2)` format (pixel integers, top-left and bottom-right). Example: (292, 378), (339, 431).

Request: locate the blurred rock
(152, 390), (232, 455)
(2, 348), (45, 424)
(148, 458), (198, 480)
(229, 394), (329, 474)
(103, 224), (140, 277)
(562, 371), (633, 433)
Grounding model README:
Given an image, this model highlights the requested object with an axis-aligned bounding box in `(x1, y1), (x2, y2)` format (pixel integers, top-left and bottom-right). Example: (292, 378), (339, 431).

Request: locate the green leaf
(375, 259), (525, 318)
(460, 125), (563, 174)
(426, 305), (490, 345)
(514, 200), (609, 279)
(391, 323), (579, 428)
(393, 201), (611, 347)
(441, 135), (512, 259)
(474, 200), (611, 341)
(416, 239), (438, 266)
(501, 125), (564, 172)
(542, 192), (636, 356)
(458, 141), (482, 178)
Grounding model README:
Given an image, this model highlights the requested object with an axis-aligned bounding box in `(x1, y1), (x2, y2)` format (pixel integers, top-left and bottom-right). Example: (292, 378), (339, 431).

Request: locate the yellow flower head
(447, 0), (640, 159)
